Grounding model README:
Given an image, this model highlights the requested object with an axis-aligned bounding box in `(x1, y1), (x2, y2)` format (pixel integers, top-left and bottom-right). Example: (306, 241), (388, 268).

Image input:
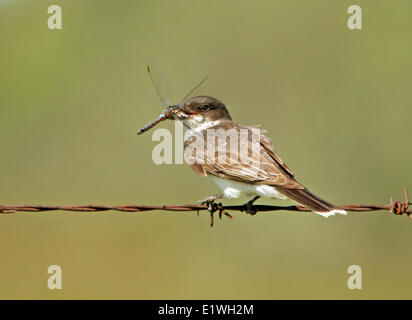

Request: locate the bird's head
(174, 96), (232, 130)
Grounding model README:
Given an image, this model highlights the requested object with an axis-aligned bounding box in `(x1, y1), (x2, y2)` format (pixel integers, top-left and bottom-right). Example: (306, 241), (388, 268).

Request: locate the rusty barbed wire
(1, 188), (410, 224)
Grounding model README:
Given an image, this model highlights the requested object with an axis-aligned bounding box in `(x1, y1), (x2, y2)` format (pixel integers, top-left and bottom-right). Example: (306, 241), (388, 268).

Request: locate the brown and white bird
(175, 96), (346, 218)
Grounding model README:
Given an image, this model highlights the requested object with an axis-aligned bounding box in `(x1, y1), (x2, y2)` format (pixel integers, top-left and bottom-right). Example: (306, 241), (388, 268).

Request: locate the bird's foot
(197, 194), (225, 205)
(242, 196), (260, 215)
(197, 194), (232, 227)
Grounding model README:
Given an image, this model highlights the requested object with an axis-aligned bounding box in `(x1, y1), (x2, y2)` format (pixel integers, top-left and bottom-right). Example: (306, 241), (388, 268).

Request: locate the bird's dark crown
(183, 96), (232, 121)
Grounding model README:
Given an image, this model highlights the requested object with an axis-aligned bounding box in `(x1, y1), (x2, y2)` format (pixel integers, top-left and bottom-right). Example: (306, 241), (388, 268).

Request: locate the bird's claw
(197, 196), (232, 227)
(243, 202), (258, 215)
(242, 196), (260, 215)
(197, 194), (222, 205)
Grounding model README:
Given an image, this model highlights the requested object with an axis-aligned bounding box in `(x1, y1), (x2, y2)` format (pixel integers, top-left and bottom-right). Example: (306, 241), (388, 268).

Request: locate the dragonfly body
(137, 106), (189, 135)
(137, 60), (206, 135)
(137, 112), (169, 135)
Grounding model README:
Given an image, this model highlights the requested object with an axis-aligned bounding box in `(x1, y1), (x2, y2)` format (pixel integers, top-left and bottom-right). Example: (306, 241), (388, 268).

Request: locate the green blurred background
(0, 0), (411, 299)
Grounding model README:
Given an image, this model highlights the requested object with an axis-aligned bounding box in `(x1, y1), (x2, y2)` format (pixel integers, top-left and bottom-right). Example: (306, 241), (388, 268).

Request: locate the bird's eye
(199, 104), (210, 111)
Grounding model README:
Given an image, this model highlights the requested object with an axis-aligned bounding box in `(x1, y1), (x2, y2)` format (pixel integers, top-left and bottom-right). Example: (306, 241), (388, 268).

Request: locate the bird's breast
(208, 176), (287, 200)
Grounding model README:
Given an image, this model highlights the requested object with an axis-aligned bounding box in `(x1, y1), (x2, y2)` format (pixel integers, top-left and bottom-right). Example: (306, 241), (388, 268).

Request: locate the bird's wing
(184, 122), (303, 189)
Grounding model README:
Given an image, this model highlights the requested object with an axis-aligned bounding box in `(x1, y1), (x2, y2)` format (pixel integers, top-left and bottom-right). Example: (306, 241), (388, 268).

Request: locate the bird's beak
(176, 106), (199, 116)
(168, 105), (199, 120)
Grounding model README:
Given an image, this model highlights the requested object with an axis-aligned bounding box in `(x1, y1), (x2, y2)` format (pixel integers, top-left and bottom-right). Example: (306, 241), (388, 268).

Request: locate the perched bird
(175, 96), (347, 218)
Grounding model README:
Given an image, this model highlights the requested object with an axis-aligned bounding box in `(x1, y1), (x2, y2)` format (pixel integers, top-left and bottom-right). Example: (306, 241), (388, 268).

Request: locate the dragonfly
(137, 60), (208, 135)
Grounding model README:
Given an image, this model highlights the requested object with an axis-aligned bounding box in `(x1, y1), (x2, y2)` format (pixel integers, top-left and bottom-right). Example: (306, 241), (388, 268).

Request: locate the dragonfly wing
(178, 76), (208, 107)
(147, 59), (172, 107)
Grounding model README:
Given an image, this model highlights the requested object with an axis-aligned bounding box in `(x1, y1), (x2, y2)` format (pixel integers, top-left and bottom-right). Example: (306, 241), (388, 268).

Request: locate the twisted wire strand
(1, 188), (410, 220)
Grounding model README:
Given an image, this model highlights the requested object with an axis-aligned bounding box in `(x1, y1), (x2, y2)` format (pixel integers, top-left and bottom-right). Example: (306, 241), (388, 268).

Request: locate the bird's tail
(276, 187), (347, 218)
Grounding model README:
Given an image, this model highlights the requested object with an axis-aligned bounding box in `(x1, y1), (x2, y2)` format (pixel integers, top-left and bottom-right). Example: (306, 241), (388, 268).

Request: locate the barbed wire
(1, 188), (410, 226)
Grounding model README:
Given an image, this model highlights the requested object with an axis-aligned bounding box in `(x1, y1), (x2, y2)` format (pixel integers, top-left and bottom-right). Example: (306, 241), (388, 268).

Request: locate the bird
(173, 95), (347, 219)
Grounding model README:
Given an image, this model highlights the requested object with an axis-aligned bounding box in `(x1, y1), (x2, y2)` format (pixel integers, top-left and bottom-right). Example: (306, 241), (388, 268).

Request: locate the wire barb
(389, 187), (411, 217)
(0, 188), (410, 221)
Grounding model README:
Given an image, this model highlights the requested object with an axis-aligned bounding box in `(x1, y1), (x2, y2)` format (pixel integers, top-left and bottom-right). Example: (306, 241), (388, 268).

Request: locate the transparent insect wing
(147, 59), (172, 107)
(178, 76), (208, 107)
